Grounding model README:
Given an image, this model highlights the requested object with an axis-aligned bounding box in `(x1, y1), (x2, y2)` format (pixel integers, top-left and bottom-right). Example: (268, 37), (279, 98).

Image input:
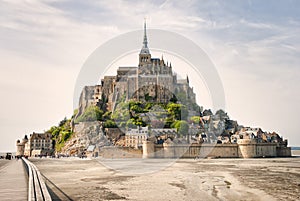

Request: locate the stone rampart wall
(144, 141), (291, 158)
(99, 146), (142, 158)
(156, 144), (240, 158)
(276, 146), (291, 157)
(99, 141), (291, 159)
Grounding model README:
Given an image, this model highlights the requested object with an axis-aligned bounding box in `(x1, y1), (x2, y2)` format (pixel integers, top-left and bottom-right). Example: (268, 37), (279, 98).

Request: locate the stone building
(76, 21), (197, 116)
(16, 135), (28, 157)
(151, 128), (177, 143)
(23, 132), (53, 157)
(125, 126), (149, 149)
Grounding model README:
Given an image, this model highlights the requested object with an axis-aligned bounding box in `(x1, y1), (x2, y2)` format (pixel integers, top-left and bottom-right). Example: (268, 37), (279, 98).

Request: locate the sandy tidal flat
(30, 157), (300, 201)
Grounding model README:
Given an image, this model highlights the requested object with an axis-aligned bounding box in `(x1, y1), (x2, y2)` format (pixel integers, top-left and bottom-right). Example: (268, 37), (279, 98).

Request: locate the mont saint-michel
(16, 22), (291, 159)
(2, 1), (299, 201)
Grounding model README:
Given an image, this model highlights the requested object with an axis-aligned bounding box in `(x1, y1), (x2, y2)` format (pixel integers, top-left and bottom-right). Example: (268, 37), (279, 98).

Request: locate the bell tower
(139, 19), (151, 66)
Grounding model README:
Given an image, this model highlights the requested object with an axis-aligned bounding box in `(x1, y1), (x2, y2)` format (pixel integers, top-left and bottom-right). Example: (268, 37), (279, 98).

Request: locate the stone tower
(139, 20), (151, 66)
(16, 135), (28, 157)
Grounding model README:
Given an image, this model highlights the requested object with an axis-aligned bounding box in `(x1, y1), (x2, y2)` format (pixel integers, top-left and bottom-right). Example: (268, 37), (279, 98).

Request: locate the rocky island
(16, 22), (291, 159)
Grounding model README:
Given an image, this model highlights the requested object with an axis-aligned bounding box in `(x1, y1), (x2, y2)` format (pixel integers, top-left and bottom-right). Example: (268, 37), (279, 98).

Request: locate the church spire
(143, 19), (148, 49)
(140, 19), (150, 54)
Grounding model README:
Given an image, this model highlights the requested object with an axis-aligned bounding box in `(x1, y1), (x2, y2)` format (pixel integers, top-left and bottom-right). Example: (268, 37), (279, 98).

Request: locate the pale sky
(0, 0), (299, 151)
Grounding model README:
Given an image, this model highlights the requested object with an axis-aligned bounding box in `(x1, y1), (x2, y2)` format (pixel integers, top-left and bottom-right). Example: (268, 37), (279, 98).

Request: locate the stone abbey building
(77, 22), (196, 116)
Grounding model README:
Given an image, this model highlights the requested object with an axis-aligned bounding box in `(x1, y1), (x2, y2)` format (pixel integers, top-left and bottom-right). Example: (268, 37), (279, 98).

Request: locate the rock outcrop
(61, 121), (109, 155)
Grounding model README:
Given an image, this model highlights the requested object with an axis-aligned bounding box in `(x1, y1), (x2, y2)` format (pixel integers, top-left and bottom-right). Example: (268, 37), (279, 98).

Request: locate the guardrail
(22, 157), (52, 201)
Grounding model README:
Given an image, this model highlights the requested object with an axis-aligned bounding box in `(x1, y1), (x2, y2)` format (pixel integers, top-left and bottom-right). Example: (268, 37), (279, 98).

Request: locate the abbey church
(77, 22), (197, 115)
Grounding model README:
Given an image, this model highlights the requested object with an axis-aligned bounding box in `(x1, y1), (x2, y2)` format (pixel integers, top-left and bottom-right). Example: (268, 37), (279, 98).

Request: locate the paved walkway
(0, 160), (28, 201)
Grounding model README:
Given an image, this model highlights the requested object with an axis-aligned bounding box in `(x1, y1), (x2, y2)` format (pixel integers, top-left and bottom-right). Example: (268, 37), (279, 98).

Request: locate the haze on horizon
(0, 0), (299, 152)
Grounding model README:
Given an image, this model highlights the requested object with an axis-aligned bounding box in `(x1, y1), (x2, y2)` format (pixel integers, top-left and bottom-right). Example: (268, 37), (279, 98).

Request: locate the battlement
(141, 141), (291, 159)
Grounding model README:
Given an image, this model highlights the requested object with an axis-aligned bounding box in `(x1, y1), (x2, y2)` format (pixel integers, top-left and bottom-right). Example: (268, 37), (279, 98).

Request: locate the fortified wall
(142, 139), (291, 159)
(99, 146), (143, 158)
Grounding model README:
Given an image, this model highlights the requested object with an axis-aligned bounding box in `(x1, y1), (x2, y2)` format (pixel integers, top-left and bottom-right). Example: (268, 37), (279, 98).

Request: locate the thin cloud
(1, 0), (300, 151)
(239, 19), (274, 29)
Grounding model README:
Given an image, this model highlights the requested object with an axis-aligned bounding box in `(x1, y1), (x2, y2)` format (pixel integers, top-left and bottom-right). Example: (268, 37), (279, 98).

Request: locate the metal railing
(22, 158), (52, 201)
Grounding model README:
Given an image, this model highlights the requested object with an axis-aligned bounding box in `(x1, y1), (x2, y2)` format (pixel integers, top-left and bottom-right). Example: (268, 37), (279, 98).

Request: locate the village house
(125, 126), (149, 149)
(23, 132), (53, 157)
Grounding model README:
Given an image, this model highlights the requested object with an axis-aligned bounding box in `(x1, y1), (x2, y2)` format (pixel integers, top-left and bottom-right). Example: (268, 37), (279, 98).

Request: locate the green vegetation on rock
(47, 117), (73, 152)
(190, 116), (201, 124)
(108, 100), (190, 129)
(171, 120), (189, 136)
(75, 105), (104, 123)
(103, 119), (117, 128)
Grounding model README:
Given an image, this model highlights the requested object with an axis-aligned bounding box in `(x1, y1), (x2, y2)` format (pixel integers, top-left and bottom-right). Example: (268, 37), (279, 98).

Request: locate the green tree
(47, 117), (73, 152)
(144, 102), (155, 111)
(103, 120), (117, 128)
(126, 118), (137, 128)
(164, 117), (174, 128)
(102, 111), (112, 120)
(167, 103), (188, 120)
(130, 104), (144, 113)
(48, 126), (61, 139)
(190, 116), (201, 124)
(75, 105), (104, 122)
(59, 117), (67, 127)
(171, 120), (189, 136)
(134, 117), (146, 127)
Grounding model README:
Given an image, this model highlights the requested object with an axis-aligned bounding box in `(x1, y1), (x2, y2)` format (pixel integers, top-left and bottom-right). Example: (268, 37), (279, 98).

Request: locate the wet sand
(30, 157), (300, 201)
